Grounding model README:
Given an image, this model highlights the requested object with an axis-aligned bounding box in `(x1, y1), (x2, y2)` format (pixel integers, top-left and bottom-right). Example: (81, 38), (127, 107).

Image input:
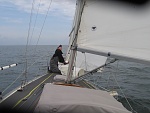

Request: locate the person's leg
(50, 57), (62, 74)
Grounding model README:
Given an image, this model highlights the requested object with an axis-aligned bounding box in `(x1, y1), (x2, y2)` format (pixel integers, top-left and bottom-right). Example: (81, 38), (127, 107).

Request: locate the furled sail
(76, 0), (150, 65)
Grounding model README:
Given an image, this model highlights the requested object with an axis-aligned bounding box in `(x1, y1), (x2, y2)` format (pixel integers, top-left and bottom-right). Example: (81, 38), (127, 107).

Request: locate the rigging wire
(84, 52), (87, 71)
(24, 0), (35, 84)
(106, 57), (116, 91)
(29, 0), (42, 45)
(35, 0), (53, 50)
(2, 0), (53, 91)
(24, 0), (53, 76)
(2, 53), (50, 94)
(23, 0), (53, 84)
(29, 0), (53, 75)
(112, 60), (138, 113)
(73, 50), (77, 79)
(26, 0), (35, 46)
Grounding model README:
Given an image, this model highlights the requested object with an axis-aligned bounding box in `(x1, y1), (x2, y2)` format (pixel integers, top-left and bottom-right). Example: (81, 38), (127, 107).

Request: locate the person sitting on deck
(49, 45), (68, 74)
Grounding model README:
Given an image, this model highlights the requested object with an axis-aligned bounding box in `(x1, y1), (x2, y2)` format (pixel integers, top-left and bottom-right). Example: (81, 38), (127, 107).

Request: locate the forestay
(34, 83), (131, 113)
(77, 0), (150, 65)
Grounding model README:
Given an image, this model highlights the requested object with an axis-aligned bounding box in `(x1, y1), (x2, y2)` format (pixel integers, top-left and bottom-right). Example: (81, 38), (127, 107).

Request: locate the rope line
(113, 61), (138, 113)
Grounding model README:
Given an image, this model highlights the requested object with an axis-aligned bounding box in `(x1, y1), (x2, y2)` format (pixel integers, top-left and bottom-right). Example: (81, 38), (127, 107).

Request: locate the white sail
(65, 32), (107, 72)
(60, 0), (107, 78)
(75, 51), (107, 71)
(65, 1), (107, 72)
(76, 0), (150, 65)
(61, 39), (107, 78)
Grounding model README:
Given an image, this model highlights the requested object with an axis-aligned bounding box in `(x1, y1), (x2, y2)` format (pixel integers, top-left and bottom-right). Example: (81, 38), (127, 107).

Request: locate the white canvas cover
(34, 83), (131, 113)
(77, 0), (150, 64)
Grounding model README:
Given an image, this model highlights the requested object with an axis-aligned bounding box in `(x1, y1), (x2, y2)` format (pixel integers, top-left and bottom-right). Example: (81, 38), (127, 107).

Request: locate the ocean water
(87, 61), (150, 113)
(0, 45), (68, 95)
(0, 45), (150, 113)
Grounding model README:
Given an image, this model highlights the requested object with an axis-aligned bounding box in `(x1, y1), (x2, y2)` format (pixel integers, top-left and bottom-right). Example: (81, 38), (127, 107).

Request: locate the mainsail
(76, 0), (150, 65)
(65, 23), (107, 72)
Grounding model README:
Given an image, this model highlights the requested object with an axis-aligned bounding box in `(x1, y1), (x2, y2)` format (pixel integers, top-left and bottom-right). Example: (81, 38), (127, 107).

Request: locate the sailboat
(0, 0), (150, 113)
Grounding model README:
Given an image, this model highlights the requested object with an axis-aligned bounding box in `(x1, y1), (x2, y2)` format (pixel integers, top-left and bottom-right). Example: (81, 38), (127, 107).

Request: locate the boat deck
(0, 73), (95, 113)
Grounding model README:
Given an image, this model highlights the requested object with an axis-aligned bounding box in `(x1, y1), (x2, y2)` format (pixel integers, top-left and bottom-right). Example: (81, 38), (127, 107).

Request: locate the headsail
(63, 0), (107, 81)
(76, 0), (150, 65)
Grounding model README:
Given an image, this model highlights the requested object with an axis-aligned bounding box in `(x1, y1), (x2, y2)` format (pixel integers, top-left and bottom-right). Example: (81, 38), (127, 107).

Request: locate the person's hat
(58, 45), (62, 47)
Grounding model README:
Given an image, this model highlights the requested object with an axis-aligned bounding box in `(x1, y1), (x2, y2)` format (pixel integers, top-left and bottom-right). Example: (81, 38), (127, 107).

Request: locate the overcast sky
(0, 0), (76, 45)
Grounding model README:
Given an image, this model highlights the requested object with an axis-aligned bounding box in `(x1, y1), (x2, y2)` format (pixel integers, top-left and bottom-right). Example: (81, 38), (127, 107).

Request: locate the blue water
(0, 45), (67, 95)
(87, 61), (150, 113)
(0, 45), (150, 113)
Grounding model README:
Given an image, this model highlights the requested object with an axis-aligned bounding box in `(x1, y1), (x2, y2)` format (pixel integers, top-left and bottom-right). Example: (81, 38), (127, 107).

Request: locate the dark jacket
(52, 49), (65, 63)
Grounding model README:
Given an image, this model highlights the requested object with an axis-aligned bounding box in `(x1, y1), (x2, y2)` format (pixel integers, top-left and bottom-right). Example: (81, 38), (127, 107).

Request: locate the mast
(66, 0), (85, 83)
